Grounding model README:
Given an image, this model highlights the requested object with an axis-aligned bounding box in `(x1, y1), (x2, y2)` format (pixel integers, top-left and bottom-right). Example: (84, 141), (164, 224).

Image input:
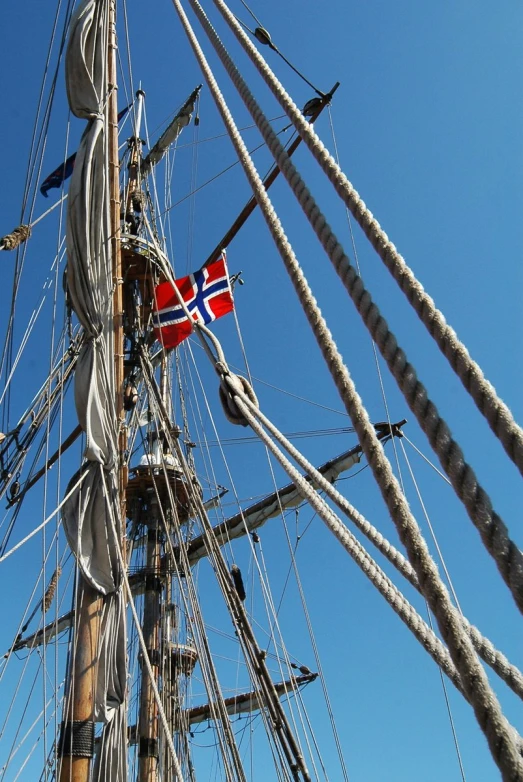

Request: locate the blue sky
(0, 1), (522, 780)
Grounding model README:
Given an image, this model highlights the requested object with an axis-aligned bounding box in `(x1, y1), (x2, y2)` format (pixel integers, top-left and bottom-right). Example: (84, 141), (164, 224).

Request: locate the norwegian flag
(152, 253), (234, 349)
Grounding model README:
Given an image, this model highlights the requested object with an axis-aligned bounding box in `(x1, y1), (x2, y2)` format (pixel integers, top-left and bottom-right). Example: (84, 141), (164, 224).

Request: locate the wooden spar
(9, 425), (82, 505)
(184, 673), (317, 725)
(202, 82), (340, 268)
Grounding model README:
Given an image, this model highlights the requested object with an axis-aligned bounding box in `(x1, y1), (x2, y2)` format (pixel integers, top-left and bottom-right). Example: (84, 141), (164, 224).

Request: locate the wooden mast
(58, 2), (122, 780)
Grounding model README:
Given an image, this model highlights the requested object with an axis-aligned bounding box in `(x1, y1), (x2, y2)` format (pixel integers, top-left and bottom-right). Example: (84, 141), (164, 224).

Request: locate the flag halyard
(153, 253), (233, 349)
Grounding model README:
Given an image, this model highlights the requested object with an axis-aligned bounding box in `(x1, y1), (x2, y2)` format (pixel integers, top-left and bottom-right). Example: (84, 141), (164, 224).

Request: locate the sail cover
(62, 0), (126, 779)
(141, 85), (200, 175)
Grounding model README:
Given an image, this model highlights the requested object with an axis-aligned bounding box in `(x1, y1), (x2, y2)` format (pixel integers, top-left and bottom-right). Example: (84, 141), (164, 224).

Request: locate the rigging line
(121, 0), (135, 103)
(278, 513), (349, 781)
(30, 193), (68, 227)
(189, 340), (349, 416)
(233, 12), (324, 98)
(183, 341), (287, 636)
(327, 105), (406, 489)
(185, 91), (201, 274)
(0, 237), (67, 409)
(11, 695), (65, 782)
(143, 108), (167, 249)
(192, 426), (357, 446)
(16, 0), (71, 226)
(3, 0), (75, 433)
(425, 607), (468, 782)
(399, 439), (463, 614)
(159, 124), (295, 220)
(259, 457), (330, 781)
(141, 358), (304, 780)
(230, 369), (348, 417)
(238, 0), (262, 28)
(138, 360), (250, 777)
(41, 154), (68, 768)
(183, 353), (236, 563)
(0, 470), (86, 565)
(13, 696), (64, 782)
(175, 115), (287, 148)
(403, 435), (452, 485)
(228, 433), (318, 777)
(0, 660), (44, 781)
(4, 685), (64, 773)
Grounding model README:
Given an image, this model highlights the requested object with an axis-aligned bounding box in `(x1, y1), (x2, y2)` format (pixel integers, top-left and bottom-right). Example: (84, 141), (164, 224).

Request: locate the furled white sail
(62, 1), (126, 779)
(141, 86), (201, 175)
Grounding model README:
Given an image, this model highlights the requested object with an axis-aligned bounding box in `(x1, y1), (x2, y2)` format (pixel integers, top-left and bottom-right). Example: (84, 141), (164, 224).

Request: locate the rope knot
(218, 371), (258, 427)
(0, 224), (31, 251)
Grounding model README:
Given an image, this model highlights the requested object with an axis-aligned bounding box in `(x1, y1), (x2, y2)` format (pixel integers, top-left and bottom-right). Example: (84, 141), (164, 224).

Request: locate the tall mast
(58, 2), (122, 780)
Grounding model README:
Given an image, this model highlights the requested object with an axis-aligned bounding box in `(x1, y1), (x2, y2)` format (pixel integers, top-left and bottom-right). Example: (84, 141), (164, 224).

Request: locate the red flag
(153, 253), (234, 349)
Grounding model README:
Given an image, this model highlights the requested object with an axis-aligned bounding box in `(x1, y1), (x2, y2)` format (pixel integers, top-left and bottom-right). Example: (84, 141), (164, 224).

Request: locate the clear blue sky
(0, 2), (522, 780)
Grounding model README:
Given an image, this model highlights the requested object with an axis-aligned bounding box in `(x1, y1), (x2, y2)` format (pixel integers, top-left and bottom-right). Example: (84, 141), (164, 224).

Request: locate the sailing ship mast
(58, 2), (122, 780)
(1, 2), (522, 781)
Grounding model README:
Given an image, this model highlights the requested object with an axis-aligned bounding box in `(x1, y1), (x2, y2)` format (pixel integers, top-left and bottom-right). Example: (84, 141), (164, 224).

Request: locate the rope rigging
(211, 0), (523, 481)
(187, 0), (523, 624)
(0, 0), (521, 779)
(158, 9), (523, 771)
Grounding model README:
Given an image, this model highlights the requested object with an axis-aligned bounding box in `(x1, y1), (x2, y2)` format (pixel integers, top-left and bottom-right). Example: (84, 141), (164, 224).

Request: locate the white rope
(238, 391), (523, 702)
(213, 0), (523, 479)
(0, 471), (86, 565)
(191, 0), (523, 619)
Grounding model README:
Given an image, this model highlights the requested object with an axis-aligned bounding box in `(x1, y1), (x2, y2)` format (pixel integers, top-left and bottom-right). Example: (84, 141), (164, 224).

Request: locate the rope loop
(218, 369), (258, 427)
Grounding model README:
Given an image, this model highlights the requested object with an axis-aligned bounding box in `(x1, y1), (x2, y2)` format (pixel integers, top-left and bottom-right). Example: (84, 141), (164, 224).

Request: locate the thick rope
(212, 0), (523, 481)
(229, 388), (523, 727)
(236, 389), (523, 702)
(191, 0), (523, 618)
(173, 5), (523, 775)
(0, 225), (32, 252)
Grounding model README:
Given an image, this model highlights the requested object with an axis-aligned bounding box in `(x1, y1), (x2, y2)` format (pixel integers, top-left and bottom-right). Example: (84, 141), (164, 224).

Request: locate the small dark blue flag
(40, 153), (76, 198)
(40, 105), (131, 197)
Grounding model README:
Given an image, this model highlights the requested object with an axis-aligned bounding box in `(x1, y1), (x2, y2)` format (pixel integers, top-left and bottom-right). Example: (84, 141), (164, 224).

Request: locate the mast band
(142, 648), (161, 667)
(144, 574), (163, 592)
(58, 720), (95, 757)
(139, 737), (159, 758)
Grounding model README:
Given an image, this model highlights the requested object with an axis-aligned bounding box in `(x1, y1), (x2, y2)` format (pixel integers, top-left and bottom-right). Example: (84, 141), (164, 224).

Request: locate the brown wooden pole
(12, 425), (82, 504)
(202, 84), (339, 269)
(59, 581), (102, 781)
